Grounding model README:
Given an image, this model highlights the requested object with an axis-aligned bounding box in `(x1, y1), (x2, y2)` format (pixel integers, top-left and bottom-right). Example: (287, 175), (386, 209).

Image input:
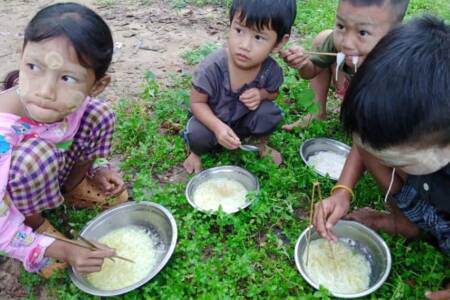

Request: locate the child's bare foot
(258, 145), (283, 166)
(282, 113), (326, 131)
(345, 207), (421, 239)
(183, 152), (202, 174)
(425, 283), (450, 300)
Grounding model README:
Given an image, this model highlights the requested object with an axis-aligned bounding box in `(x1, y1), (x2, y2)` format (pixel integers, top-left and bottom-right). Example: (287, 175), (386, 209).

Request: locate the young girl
(0, 3), (127, 277)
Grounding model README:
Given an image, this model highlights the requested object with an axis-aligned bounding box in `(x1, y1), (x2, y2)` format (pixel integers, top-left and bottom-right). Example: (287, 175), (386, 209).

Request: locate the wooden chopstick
(305, 182), (337, 267)
(43, 233), (135, 264)
(305, 182), (320, 266)
(70, 229), (115, 262)
(304, 51), (337, 57)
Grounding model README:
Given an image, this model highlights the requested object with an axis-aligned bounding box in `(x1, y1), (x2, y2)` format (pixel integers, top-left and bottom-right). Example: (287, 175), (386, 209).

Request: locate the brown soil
(0, 0), (227, 101)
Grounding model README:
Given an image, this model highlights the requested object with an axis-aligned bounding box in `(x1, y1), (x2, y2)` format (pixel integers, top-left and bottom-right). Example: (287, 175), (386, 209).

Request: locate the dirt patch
(0, 258), (28, 298)
(0, 0), (227, 102)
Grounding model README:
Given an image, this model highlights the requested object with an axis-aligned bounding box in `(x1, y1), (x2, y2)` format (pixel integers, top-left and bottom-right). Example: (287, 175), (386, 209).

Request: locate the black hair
(341, 15), (450, 150)
(229, 0), (297, 44)
(341, 0), (409, 22)
(3, 2), (113, 90)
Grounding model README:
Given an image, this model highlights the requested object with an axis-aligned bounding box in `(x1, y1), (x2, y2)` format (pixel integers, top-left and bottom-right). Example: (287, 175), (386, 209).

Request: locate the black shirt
(407, 164), (450, 215)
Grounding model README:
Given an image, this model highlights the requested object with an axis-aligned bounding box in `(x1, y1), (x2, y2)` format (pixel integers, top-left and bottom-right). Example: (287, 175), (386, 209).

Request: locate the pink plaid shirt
(0, 96), (89, 272)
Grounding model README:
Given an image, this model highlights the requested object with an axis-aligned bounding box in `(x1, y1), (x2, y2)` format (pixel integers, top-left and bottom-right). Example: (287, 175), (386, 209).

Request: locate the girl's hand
(45, 240), (115, 274)
(214, 123), (241, 150)
(239, 88), (262, 111)
(65, 241), (115, 274)
(91, 167), (125, 196)
(280, 46), (310, 70)
(313, 189), (351, 241)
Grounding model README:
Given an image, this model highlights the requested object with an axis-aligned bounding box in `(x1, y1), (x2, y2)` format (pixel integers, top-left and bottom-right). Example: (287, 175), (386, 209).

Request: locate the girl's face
(18, 36), (106, 123)
(354, 135), (450, 175)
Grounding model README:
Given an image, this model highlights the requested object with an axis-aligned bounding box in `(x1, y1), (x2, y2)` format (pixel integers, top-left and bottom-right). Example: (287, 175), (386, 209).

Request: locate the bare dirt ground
(0, 0), (227, 101)
(0, 0), (227, 298)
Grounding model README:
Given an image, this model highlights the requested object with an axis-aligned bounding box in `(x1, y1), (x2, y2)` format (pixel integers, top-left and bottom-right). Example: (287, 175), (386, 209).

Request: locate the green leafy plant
(26, 1), (450, 299)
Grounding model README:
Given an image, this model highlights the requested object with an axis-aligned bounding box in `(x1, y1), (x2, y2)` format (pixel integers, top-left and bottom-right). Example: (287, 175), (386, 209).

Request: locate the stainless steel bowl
(300, 137), (351, 180)
(294, 220), (391, 298)
(69, 202), (177, 297)
(185, 165), (260, 213)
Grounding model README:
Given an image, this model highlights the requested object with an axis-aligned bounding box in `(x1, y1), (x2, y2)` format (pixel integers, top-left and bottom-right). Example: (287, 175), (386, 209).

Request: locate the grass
(21, 0), (449, 299)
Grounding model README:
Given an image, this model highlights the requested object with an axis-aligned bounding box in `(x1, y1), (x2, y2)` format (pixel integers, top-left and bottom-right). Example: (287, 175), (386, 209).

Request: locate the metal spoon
(239, 144), (259, 152)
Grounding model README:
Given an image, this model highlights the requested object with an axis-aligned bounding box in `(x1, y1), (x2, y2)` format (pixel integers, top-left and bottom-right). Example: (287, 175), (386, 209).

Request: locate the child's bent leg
(346, 146), (421, 239)
(61, 99), (127, 207)
(283, 30), (332, 131)
(310, 30), (334, 120)
(61, 99), (116, 188)
(8, 138), (65, 228)
(235, 101), (283, 165)
(182, 116), (218, 173)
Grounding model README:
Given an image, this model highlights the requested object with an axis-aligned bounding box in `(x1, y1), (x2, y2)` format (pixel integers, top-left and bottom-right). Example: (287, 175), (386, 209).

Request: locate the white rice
(193, 177), (248, 213)
(303, 239), (371, 294)
(87, 225), (164, 290)
(352, 56), (359, 72)
(307, 151), (346, 179)
(336, 52), (346, 81)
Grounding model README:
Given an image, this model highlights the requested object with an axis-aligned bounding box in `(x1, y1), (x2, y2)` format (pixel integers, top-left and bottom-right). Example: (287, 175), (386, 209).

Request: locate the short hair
(341, 15), (450, 150)
(229, 0), (297, 44)
(341, 0), (409, 22)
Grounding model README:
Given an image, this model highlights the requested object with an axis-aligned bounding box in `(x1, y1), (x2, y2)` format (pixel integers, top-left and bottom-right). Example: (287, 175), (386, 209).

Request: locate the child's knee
(184, 118), (216, 155)
(248, 102), (283, 136)
(8, 138), (63, 215)
(11, 138), (60, 173)
(312, 29), (333, 49)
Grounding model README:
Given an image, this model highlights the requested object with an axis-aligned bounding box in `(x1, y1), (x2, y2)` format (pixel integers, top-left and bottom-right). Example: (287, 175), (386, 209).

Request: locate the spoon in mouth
(239, 144), (259, 152)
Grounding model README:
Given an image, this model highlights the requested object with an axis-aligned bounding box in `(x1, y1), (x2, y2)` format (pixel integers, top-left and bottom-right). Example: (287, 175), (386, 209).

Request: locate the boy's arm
(259, 89), (278, 101)
(239, 88), (278, 111)
(190, 88), (240, 149)
(281, 46), (325, 80)
(298, 61), (325, 80)
(313, 145), (365, 241)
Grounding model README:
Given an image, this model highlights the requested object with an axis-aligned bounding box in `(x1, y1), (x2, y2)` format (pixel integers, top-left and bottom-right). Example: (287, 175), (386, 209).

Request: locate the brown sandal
(64, 177), (129, 209)
(35, 219), (67, 278)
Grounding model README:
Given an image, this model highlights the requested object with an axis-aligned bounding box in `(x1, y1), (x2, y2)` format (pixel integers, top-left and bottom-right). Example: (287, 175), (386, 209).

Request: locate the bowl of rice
(69, 201), (177, 297)
(295, 220), (391, 298)
(300, 138), (351, 180)
(185, 165), (259, 214)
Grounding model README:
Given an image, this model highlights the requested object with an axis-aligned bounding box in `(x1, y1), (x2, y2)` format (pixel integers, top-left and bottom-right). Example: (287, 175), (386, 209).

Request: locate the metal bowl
(294, 220), (391, 298)
(300, 137), (351, 180)
(185, 165), (260, 214)
(69, 202), (177, 297)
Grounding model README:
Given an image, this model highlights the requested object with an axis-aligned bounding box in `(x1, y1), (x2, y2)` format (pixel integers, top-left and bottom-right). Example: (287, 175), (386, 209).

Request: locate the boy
(182, 0), (296, 173)
(281, 0), (409, 130)
(313, 16), (450, 299)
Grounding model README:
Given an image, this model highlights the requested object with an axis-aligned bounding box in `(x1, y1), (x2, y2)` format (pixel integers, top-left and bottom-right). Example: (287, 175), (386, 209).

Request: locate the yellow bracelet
(331, 184), (355, 199)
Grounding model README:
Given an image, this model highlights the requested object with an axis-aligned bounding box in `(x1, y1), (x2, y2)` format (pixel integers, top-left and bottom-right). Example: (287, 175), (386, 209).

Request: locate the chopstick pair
(43, 232), (135, 264)
(305, 182), (337, 267)
(304, 51), (337, 57)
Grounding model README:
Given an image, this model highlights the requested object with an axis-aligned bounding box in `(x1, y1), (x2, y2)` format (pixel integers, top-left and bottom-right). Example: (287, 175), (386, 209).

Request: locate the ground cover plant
(20, 0), (449, 299)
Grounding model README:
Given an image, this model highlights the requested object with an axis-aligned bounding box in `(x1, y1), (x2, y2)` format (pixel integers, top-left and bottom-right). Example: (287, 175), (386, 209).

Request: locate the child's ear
(89, 75), (111, 97)
(272, 34), (290, 53)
